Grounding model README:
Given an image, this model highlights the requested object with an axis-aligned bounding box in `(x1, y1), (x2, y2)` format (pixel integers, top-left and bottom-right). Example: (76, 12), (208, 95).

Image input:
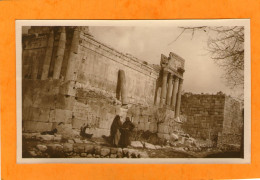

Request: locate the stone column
(154, 85), (158, 105)
(119, 70), (127, 105)
(156, 87), (161, 105)
(65, 27), (79, 81)
(41, 30), (54, 80)
(160, 69), (168, 107)
(171, 76), (179, 109)
(166, 74), (173, 105)
(31, 55), (39, 79)
(53, 27), (66, 79)
(175, 79), (183, 117)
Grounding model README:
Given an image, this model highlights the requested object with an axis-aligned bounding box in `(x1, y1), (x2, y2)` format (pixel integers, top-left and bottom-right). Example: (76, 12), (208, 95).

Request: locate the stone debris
(144, 142), (156, 150)
(110, 154), (117, 158)
(110, 147), (118, 154)
(63, 143), (73, 152)
(29, 151), (37, 157)
(53, 135), (62, 141)
(155, 145), (161, 149)
(47, 144), (63, 151)
(80, 153), (87, 157)
(68, 139), (74, 143)
(130, 141), (144, 148)
(36, 134), (54, 141)
(23, 133), (40, 139)
(36, 144), (47, 152)
(73, 138), (83, 143)
(100, 148), (110, 157)
(84, 144), (94, 153)
(87, 154), (93, 158)
(73, 144), (85, 153)
(94, 145), (101, 155)
(170, 133), (179, 141)
(138, 151), (149, 158)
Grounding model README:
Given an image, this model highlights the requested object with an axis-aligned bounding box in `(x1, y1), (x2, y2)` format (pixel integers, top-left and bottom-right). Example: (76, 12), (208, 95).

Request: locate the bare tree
(170, 26), (244, 91)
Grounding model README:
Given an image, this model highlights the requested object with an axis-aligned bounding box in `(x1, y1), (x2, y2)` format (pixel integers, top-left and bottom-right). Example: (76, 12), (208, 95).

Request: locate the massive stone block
(50, 109), (73, 123)
(29, 107), (51, 122)
(23, 121), (53, 132)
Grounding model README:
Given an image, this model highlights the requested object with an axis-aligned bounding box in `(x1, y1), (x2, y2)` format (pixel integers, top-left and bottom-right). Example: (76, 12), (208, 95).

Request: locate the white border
(16, 19), (251, 164)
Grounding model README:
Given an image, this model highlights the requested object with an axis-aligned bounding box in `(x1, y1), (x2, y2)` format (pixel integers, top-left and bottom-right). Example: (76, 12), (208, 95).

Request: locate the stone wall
(180, 92), (243, 147)
(127, 105), (183, 139)
(22, 26), (190, 141)
(217, 96), (243, 148)
(22, 26), (160, 136)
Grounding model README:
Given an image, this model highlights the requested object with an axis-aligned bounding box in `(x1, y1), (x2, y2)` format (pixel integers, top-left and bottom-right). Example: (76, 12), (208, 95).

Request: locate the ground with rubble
(22, 130), (242, 159)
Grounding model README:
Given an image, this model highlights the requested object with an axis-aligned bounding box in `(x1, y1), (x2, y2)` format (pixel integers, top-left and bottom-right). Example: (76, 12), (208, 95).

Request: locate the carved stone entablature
(160, 52), (185, 78)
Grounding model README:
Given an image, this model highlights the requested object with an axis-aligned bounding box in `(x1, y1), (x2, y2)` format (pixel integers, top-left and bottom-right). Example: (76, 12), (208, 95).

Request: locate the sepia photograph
(16, 20), (250, 163)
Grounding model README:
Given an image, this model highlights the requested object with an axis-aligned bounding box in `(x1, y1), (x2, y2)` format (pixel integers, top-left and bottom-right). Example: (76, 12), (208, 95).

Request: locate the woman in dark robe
(110, 115), (122, 147)
(119, 117), (135, 148)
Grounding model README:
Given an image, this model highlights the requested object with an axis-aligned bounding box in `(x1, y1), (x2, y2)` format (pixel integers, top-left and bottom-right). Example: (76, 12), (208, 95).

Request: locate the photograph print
(17, 20), (250, 163)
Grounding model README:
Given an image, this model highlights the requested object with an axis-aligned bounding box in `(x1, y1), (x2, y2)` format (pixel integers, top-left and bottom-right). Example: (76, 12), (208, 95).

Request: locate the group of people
(110, 115), (135, 148)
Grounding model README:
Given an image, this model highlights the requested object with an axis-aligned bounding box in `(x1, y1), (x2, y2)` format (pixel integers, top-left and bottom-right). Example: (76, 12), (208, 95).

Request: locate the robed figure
(119, 117), (135, 148)
(110, 115), (122, 147)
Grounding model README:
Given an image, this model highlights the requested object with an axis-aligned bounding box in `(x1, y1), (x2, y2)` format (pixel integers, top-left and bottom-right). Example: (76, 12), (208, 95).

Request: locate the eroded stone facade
(181, 92), (243, 147)
(22, 26), (185, 138)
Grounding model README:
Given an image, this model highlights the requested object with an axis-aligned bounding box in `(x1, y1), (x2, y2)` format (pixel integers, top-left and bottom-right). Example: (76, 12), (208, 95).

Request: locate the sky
(89, 26), (240, 96)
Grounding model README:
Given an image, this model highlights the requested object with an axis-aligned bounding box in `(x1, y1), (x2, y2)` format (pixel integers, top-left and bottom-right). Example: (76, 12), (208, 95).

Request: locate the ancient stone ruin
(22, 26), (185, 136)
(181, 92), (243, 149)
(22, 26), (243, 157)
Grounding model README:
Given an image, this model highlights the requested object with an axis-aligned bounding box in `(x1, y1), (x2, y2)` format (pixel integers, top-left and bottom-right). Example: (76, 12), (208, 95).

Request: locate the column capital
(179, 78), (184, 84)
(173, 76), (179, 82)
(162, 68), (170, 75)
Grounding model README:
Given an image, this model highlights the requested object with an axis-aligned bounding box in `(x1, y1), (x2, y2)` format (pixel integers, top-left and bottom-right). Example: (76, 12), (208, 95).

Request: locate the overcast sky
(90, 26), (240, 96)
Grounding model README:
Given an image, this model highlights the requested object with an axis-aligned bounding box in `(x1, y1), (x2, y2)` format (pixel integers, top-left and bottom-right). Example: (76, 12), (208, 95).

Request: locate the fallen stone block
(138, 151), (149, 158)
(117, 153), (123, 158)
(23, 133), (40, 139)
(128, 149), (138, 158)
(131, 141), (143, 148)
(122, 148), (129, 156)
(144, 142), (156, 150)
(170, 133), (179, 141)
(84, 144), (94, 154)
(110, 148), (118, 154)
(47, 144), (63, 151)
(87, 154), (93, 158)
(155, 145), (161, 149)
(73, 143), (85, 153)
(110, 154), (117, 158)
(100, 148), (110, 157)
(36, 134), (54, 141)
(94, 145), (101, 155)
(68, 139), (74, 143)
(29, 151), (37, 157)
(36, 144), (48, 152)
(80, 153), (87, 157)
(63, 143), (73, 152)
(53, 135), (62, 141)
(73, 138), (83, 143)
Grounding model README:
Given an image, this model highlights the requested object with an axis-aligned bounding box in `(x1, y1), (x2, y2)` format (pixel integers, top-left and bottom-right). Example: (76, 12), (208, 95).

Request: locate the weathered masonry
(154, 53), (185, 118)
(22, 26), (185, 137)
(181, 93), (243, 148)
